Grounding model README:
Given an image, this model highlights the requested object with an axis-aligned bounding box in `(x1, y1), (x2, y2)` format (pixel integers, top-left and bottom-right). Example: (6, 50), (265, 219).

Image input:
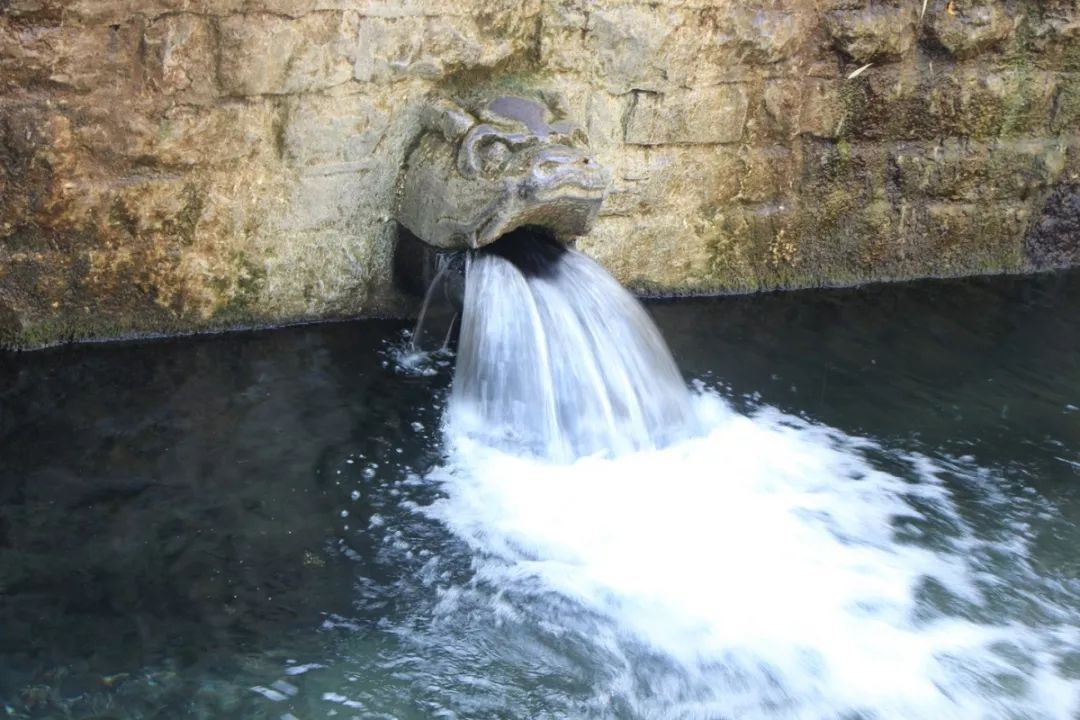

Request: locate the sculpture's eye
(479, 138), (511, 174)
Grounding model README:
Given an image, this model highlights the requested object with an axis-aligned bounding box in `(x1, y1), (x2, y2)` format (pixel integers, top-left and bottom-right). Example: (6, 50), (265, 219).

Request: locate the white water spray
(427, 393), (1080, 718)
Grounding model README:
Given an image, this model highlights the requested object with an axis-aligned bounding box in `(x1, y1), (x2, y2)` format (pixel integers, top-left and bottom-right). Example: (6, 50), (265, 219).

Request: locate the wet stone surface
(1026, 183), (1080, 269)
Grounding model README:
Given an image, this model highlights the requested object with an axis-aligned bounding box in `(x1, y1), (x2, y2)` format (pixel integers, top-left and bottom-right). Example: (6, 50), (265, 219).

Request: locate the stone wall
(1, 0), (1078, 348)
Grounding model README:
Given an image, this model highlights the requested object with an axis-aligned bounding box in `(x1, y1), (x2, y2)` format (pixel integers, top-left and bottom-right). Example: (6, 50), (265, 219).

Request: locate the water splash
(424, 391), (1080, 719)
(450, 236), (697, 461)
(352, 236), (1080, 717)
(381, 329), (454, 377)
(384, 252), (461, 377)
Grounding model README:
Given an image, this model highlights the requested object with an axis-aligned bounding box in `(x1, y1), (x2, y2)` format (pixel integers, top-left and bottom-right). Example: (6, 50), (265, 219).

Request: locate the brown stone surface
(625, 87), (750, 146)
(1, 0), (1079, 348)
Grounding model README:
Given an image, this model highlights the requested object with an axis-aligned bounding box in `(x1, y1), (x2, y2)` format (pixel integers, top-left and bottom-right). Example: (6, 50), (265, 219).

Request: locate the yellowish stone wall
(1, 0), (1078, 347)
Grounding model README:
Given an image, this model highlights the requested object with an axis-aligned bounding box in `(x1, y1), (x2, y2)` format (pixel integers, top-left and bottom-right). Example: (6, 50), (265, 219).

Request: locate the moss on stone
(1052, 75), (1080, 134)
(175, 184), (205, 247)
(209, 252), (269, 323)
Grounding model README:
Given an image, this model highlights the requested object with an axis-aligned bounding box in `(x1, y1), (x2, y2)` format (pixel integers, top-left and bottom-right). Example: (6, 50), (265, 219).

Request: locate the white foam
(426, 391), (1080, 719)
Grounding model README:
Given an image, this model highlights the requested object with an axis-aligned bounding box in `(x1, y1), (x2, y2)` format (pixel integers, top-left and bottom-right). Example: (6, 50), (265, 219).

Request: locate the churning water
(2, 269), (1079, 719)
(429, 400), (1080, 718)
(426, 239), (1080, 718)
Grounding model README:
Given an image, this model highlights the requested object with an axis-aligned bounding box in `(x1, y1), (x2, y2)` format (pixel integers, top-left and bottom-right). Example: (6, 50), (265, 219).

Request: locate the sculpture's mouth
(525, 146), (606, 200)
(480, 227), (567, 279)
(530, 184), (607, 204)
(479, 186), (604, 249)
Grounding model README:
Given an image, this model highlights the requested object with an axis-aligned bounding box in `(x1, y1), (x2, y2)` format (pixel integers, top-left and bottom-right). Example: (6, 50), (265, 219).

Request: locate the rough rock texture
(1, 0), (1079, 348)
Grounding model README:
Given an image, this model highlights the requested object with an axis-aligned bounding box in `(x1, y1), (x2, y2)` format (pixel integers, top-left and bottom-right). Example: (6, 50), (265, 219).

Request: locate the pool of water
(1, 270), (1078, 718)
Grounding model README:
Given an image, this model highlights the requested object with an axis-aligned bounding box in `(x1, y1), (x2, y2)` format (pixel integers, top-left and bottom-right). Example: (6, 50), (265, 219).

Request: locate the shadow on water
(0, 269), (1077, 717)
(656, 271), (1079, 464)
(0, 321), (458, 716)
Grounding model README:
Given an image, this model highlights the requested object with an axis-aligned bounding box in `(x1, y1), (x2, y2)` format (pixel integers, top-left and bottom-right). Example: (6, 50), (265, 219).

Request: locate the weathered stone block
(794, 191), (903, 285)
(424, 13), (536, 73)
(1065, 140), (1080, 184)
(892, 138), (1066, 201)
(581, 214), (717, 292)
(537, 2), (589, 75)
(844, 66), (1058, 140)
(601, 147), (742, 218)
(352, 16), (423, 82)
(927, 69), (1058, 138)
(353, 12), (535, 83)
(1051, 75), (1080, 134)
(1017, 5), (1080, 72)
(282, 94), (388, 169)
(217, 12), (356, 95)
(625, 87), (749, 146)
(50, 19), (145, 92)
(584, 90), (630, 150)
(144, 14), (218, 98)
(918, 201), (1027, 273)
(923, 1), (1016, 59)
(0, 15), (61, 92)
(799, 79), (845, 138)
(63, 0), (169, 25)
(825, 5), (917, 63)
(582, 6), (809, 93)
(275, 172), (379, 233)
(126, 101), (279, 168)
(799, 136), (887, 202)
(702, 207), (763, 291)
(727, 9), (809, 66)
(739, 146), (796, 203)
(586, 6), (674, 93)
(761, 80), (802, 139)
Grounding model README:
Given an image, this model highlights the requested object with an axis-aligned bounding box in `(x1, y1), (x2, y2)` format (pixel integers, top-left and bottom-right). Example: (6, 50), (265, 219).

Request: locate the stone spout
(397, 95), (609, 251)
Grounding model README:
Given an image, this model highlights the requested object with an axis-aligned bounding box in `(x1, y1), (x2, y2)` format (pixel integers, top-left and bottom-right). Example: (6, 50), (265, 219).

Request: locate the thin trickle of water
(451, 234), (697, 461)
(385, 254), (461, 376)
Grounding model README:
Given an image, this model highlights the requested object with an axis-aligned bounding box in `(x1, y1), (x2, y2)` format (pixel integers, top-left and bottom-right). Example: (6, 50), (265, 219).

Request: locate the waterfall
(449, 232), (697, 461)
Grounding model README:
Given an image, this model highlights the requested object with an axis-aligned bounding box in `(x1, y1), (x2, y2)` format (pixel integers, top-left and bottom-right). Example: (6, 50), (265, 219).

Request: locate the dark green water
(1, 270), (1078, 719)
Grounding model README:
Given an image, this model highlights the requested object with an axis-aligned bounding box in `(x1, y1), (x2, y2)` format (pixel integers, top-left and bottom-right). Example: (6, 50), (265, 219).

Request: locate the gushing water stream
(416, 236), (1080, 718)
(451, 235), (696, 461)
